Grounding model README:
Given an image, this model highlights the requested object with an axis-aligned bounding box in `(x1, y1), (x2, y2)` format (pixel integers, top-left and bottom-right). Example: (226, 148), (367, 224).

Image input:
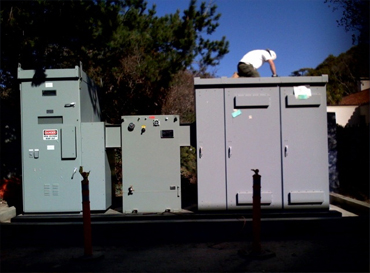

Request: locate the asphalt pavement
(1, 206), (369, 272)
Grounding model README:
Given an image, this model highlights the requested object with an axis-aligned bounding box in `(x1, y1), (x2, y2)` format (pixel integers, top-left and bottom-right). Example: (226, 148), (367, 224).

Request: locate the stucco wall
(327, 105), (368, 126)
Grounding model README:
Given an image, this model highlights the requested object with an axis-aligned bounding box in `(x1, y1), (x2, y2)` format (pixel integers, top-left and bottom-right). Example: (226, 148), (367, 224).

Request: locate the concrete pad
(330, 192), (370, 216)
(329, 204), (357, 217)
(104, 208), (121, 215)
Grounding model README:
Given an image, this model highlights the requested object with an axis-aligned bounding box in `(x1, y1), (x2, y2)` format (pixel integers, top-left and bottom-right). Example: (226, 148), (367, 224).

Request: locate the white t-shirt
(239, 50), (273, 69)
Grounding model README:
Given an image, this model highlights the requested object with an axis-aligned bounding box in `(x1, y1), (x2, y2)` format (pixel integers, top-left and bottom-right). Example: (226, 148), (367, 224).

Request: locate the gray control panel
(121, 115), (182, 213)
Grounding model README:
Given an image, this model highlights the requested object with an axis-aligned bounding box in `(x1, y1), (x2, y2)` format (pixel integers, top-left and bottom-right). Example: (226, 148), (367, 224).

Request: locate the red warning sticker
(43, 129), (58, 140)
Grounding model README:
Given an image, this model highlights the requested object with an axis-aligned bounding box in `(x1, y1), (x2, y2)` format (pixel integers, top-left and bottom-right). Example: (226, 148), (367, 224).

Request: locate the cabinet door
(121, 115), (181, 213)
(195, 89), (227, 210)
(21, 81), (81, 213)
(280, 86), (329, 209)
(225, 87), (282, 209)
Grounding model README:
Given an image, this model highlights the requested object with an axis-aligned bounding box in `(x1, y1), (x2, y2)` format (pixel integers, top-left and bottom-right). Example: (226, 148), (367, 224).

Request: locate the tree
(1, 0), (228, 118)
(325, 0), (370, 45)
(1, 0), (123, 178)
(291, 1), (369, 104)
(0, 0), (229, 178)
(291, 45), (369, 104)
(99, 0), (229, 121)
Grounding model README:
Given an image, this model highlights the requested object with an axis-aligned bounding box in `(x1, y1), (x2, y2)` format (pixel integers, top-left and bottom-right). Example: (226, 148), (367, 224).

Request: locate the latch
(29, 149), (39, 159)
(64, 102), (76, 108)
(141, 125), (146, 135)
(34, 149), (39, 159)
(71, 167), (78, 179)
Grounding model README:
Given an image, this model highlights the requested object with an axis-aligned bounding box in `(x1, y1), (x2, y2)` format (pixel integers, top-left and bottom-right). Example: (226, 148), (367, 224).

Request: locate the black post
(252, 169), (261, 254)
(79, 167), (93, 257)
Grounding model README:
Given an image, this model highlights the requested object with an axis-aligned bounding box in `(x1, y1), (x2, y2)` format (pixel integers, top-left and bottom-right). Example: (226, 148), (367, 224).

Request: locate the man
(236, 49), (277, 77)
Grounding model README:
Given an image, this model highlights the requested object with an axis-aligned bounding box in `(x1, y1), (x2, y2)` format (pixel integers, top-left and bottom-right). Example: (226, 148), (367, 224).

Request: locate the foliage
(325, 0), (369, 45)
(1, 0), (228, 119)
(291, 45), (369, 105)
(161, 70), (195, 123)
(291, 1), (369, 104)
(0, 0), (229, 178)
(180, 146), (197, 184)
(0, 176), (23, 213)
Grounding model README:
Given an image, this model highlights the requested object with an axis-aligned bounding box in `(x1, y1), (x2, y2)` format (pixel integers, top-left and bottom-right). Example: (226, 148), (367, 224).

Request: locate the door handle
(284, 145), (288, 157)
(199, 146), (203, 158)
(71, 167), (78, 179)
(64, 102), (76, 108)
(228, 146), (232, 158)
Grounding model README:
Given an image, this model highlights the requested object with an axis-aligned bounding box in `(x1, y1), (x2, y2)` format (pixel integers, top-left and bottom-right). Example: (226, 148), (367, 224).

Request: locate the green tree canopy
(1, 0), (229, 122)
(325, 0), (369, 45)
(292, 1), (369, 105)
(291, 45), (369, 105)
(0, 0), (229, 178)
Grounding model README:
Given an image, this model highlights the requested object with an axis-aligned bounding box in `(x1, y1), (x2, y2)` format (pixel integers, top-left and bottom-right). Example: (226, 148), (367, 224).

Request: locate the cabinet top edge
(194, 75), (328, 88)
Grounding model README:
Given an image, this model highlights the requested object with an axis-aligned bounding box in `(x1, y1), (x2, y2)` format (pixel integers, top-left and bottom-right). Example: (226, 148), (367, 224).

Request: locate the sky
(145, 0), (355, 77)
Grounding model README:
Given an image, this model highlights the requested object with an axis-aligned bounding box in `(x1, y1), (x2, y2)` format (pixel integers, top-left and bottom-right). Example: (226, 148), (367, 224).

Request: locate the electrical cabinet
(195, 89), (226, 210)
(224, 87), (282, 209)
(18, 65), (111, 213)
(121, 115), (182, 213)
(280, 86), (328, 209)
(195, 76), (329, 210)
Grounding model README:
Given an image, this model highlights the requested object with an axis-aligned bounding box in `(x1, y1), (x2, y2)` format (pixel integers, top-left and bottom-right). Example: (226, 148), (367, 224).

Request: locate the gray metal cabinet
(195, 76), (329, 211)
(20, 79), (82, 213)
(195, 89), (227, 210)
(225, 87), (282, 209)
(121, 115), (182, 213)
(18, 65), (111, 213)
(280, 86), (329, 208)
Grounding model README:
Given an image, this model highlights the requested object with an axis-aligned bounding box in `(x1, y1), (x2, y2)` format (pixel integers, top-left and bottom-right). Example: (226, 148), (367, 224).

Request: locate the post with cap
(76, 167), (104, 261)
(251, 168), (262, 254)
(238, 169), (274, 259)
(79, 166), (93, 257)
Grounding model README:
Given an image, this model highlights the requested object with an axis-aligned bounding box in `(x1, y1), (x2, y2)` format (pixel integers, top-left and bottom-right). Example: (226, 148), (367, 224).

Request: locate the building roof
(338, 89), (370, 106)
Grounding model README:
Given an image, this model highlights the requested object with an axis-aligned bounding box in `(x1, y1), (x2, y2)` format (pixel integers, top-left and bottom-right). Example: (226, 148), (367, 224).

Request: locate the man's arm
(267, 59), (277, 76)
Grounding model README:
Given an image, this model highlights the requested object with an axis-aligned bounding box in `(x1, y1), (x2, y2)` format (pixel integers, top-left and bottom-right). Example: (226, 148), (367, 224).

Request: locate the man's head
(266, 49), (277, 60)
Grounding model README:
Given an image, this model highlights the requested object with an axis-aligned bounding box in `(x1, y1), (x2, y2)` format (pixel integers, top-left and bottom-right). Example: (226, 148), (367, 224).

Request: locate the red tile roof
(338, 89), (370, 105)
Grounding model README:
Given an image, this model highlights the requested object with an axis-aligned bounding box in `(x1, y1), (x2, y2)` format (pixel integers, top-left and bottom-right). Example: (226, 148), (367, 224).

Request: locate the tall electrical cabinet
(18, 65), (111, 213)
(195, 76), (329, 210)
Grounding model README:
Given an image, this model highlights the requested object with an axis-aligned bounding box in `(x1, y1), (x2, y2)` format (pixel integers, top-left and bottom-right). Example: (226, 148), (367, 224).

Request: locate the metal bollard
(79, 166), (93, 257)
(239, 169), (274, 259)
(251, 169), (261, 254)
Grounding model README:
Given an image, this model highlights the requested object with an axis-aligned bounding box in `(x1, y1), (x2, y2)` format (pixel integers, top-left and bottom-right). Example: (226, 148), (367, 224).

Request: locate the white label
(43, 129), (58, 140)
(293, 85), (312, 99)
(45, 82), (53, 88)
(47, 145), (55, 150)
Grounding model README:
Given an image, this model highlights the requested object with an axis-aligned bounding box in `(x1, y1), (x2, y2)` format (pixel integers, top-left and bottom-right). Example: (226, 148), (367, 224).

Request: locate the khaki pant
(237, 62), (260, 77)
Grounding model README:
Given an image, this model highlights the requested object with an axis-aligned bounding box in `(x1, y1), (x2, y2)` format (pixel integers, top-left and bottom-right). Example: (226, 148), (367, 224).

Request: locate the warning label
(43, 129), (58, 140)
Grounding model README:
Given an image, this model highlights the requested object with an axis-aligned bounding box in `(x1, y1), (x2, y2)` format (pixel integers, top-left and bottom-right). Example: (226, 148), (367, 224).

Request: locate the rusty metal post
(79, 167), (93, 257)
(239, 169), (274, 259)
(252, 169), (261, 254)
